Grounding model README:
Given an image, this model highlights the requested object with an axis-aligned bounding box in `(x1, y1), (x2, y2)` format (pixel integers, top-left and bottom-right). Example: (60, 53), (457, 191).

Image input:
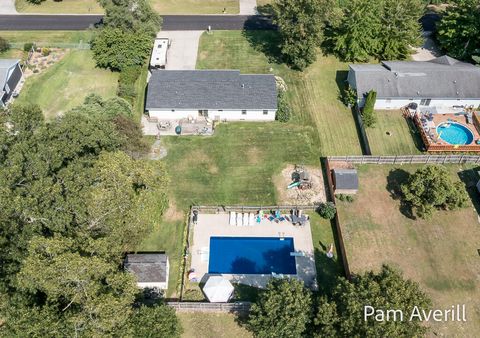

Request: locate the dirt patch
(329, 160), (355, 170)
(164, 200), (184, 222)
(273, 165), (326, 205)
(246, 146), (262, 165)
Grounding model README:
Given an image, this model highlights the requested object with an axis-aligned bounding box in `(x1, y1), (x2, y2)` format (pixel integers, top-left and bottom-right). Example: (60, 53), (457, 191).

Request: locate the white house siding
(148, 109), (276, 121)
(358, 98), (480, 110)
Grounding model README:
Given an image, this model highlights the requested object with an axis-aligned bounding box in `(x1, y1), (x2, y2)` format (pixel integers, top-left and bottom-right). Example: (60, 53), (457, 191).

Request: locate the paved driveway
(0, 0), (17, 14)
(240, 0), (257, 15)
(157, 30), (203, 70)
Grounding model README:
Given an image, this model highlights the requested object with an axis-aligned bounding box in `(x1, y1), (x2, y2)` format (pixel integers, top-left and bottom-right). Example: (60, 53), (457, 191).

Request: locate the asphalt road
(0, 15), (274, 31)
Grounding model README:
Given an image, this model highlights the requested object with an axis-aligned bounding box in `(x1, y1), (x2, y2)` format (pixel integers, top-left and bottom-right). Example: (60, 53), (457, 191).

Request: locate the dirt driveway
(157, 30), (203, 70)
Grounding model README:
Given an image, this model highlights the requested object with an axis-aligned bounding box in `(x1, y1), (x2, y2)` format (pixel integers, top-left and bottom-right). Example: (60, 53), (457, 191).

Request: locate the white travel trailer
(150, 38), (170, 69)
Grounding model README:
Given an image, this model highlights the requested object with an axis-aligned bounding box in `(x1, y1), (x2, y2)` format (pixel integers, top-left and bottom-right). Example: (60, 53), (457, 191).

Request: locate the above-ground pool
(436, 122), (474, 145)
(208, 237), (297, 275)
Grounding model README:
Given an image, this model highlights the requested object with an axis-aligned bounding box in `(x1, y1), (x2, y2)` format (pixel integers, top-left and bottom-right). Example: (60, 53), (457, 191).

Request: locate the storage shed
(124, 252), (169, 290)
(332, 169), (359, 194)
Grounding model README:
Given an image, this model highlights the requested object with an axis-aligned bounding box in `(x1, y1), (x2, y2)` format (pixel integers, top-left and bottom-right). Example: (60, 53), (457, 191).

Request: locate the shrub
(362, 89), (377, 127)
(26, 0), (45, 4)
(41, 48), (50, 56)
(23, 43), (35, 52)
(342, 85), (357, 107)
(275, 90), (292, 122)
(317, 202), (336, 219)
(0, 37), (10, 53)
(117, 66), (142, 104)
(336, 194), (354, 203)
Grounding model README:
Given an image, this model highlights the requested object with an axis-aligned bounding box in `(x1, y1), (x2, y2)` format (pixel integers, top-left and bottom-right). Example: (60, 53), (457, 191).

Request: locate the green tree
(0, 36), (10, 53)
(72, 93), (134, 119)
(437, 0), (480, 62)
(362, 89), (377, 127)
(129, 305), (183, 338)
(248, 278), (312, 338)
(401, 165), (469, 218)
(272, 0), (335, 70)
(324, 265), (431, 337)
(318, 201), (337, 220)
(313, 296), (338, 337)
(275, 90), (292, 122)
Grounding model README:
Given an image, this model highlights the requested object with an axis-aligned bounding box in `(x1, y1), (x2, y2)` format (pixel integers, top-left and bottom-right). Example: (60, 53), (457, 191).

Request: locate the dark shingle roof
(0, 59), (20, 87)
(124, 253), (168, 283)
(333, 169), (359, 190)
(146, 70), (277, 110)
(349, 56), (480, 99)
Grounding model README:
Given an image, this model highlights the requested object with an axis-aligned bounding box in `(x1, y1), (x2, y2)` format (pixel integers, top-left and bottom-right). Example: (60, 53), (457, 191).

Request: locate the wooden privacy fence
(192, 205), (319, 213)
(168, 302), (251, 314)
(328, 155), (480, 165)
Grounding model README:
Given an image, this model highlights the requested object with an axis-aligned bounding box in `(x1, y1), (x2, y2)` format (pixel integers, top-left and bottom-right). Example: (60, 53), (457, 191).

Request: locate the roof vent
(241, 83), (245, 88)
(394, 72), (399, 77)
(453, 80), (457, 83)
(417, 91), (420, 95)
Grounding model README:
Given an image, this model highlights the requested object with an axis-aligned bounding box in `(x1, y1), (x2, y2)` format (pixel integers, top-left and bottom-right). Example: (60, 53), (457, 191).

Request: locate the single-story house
(332, 169), (358, 195)
(150, 38), (169, 69)
(124, 252), (169, 290)
(1, 59), (23, 108)
(347, 56), (480, 110)
(145, 70), (277, 121)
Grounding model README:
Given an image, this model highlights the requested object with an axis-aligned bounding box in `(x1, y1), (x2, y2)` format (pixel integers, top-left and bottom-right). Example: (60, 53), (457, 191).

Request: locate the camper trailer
(150, 38), (170, 69)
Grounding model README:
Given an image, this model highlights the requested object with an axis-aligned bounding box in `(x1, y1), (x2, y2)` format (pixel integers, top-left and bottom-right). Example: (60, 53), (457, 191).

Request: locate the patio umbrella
(202, 276), (234, 303)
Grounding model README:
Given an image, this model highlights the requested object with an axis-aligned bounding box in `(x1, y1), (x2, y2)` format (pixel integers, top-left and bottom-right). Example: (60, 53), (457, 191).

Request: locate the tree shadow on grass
(255, 4), (274, 16)
(335, 70), (349, 103)
(457, 167), (480, 215)
(314, 246), (343, 296)
(241, 29), (283, 66)
(386, 168), (416, 219)
(405, 118), (426, 152)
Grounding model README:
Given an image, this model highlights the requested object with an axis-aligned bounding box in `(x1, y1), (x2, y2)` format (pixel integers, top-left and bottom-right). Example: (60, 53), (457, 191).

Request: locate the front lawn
(16, 50), (118, 119)
(196, 31), (362, 156)
(366, 110), (424, 155)
(336, 164), (480, 336)
(0, 30), (94, 46)
(15, 0), (103, 14)
(149, 0), (238, 14)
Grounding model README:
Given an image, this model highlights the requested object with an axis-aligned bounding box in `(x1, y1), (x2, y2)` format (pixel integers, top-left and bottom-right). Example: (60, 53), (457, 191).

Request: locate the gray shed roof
(124, 253), (168, 283)
(146, 70), (277, 110)
(333, 169), (359, 190)
(0, 59), (20, 87)
(348, 56), (480, 99)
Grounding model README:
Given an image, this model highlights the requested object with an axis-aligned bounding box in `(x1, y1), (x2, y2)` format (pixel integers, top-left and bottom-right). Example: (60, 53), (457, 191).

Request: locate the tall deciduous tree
(401, 165), (469, 218)
(272, 0), (335, 70)
(437, 0), (480, 62)
(129, 305), (183, 338)
(248, 278), (312, 338)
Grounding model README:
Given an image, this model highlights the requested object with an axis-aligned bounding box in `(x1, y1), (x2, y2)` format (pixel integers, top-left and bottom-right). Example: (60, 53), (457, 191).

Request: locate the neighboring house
(150, 38), (169, 69)
(0, 59), (23, 108)
(124, 252), (169, 290)
(146, 70), (277, 121)
(332, 169), (358, 195)
(347, 56), (480, 110)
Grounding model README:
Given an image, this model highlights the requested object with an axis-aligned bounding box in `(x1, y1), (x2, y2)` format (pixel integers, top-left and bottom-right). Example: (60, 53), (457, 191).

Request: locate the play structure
(287, 165), (313, 190)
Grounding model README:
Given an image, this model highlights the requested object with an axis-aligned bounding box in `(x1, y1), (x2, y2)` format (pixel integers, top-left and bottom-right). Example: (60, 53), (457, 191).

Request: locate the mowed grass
(197, 31), (362, 155)
(16, 50), (118, 119)
(366, 110), (424, 155)
(337, 164), (480, 336)
(162, 123), (320, 209)
(0, 31), (94, 45)
(15, 0), (103, 14)
(178, 313), (252, 338)
(149, 0), (238, 14)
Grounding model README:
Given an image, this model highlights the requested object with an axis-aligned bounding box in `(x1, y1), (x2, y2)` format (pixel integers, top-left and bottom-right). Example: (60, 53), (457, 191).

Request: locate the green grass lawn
(16, 50), (118, 119)
(366, 110), (424, 155)
(336, 164), (480, 336)
(15, 0), (103, 14)
(149, 0), (238, 14)
(0, 31), (94, 46)
(197, 31), (362, 155)
(178, 313), (252, 338)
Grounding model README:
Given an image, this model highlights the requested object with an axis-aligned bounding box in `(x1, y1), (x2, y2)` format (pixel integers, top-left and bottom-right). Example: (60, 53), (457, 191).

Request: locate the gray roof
(333, 169), (359, 190)
(146, 70), (277, 110)
(0, 59), (20, 87)
(124, 253), (168, 283)
(348, 56), (480, 99)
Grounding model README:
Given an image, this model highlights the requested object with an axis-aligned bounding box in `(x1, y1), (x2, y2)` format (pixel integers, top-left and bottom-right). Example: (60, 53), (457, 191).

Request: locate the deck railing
(327, 155), (480, 164)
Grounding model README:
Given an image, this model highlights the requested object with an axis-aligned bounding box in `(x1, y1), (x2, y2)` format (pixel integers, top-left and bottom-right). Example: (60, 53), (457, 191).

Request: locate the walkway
(239, 0), (257, 15)
(0, 0), (17, 14)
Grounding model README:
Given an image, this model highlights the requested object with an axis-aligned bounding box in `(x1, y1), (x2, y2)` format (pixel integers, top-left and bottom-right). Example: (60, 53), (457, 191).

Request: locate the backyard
(336, 164), (480, 336)
(179, 313), (251, 338)
(196, 31), (363, 155)
(15, 50), (118, 119)
(366, 110), (423, 155)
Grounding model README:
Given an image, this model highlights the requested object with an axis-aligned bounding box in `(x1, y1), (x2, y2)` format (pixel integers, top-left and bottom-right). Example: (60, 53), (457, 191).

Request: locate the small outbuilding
(332, 169), (359, 195)
(202, 276), (234, 303)
(1, 59), (23, 108)
(124, 252), (169, 290)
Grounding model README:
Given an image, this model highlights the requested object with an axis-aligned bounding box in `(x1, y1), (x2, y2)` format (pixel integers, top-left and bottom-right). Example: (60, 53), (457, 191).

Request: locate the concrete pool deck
(190, 212), (317, 289)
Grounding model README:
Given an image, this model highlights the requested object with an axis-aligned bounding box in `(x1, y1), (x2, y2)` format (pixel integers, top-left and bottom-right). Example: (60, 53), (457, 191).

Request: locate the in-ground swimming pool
(436, 122), (474, 145)
(208, 237), (297, 274)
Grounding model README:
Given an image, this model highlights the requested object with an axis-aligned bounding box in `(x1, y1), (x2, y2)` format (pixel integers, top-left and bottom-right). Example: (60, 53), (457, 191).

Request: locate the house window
(263, 110), (268, 115)
(218, 110), (223, 112)
(241, 110), (247, 115)
(420, 99), (431, 106)
(171, 109), (175, 112)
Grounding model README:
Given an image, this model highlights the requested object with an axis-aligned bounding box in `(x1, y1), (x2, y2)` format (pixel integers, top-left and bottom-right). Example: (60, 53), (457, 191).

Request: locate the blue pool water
(208, 237), (297, 274)
(437, 122), (474, 145)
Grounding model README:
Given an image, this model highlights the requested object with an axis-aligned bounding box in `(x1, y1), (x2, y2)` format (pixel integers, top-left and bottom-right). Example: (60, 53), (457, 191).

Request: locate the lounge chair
(243, 213), (249, 226)
(236, 213), (242, 226)
(248, 213), (255, 226)
(229, 211), (236, 226)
